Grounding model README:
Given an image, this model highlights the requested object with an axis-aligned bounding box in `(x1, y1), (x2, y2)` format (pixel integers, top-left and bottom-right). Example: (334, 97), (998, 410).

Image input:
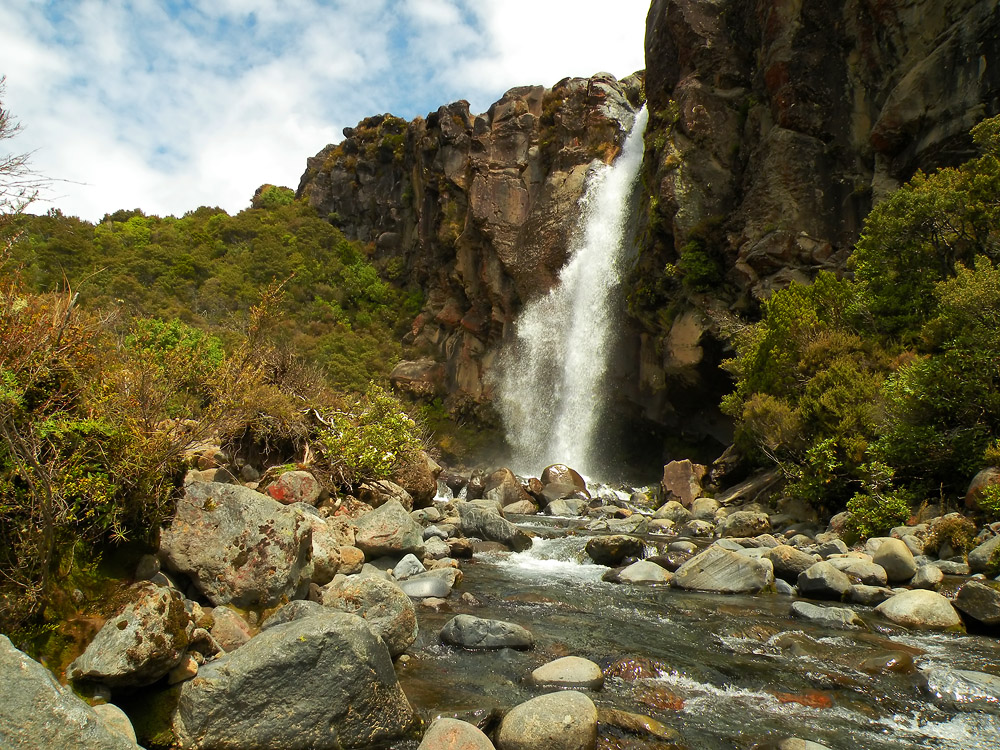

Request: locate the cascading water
(495, 106), (648, 477)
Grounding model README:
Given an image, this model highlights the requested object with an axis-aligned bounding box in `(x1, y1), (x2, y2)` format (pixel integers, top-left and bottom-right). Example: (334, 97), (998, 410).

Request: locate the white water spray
(495, 106), (648, 476)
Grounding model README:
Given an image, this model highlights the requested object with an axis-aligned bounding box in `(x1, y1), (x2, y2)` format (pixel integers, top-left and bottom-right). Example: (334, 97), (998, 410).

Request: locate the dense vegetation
(0, 180), (428, 631)
(722, 115), (1000, 537)
(11, 187), (421, 391)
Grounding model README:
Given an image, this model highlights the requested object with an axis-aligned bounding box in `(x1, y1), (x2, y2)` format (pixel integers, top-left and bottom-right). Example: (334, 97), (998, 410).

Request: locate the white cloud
(0, 0), (648, 221)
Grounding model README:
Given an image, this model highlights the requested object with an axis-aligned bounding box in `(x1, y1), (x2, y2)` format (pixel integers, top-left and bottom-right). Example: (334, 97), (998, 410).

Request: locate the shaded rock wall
(631, 0), (1000, 451)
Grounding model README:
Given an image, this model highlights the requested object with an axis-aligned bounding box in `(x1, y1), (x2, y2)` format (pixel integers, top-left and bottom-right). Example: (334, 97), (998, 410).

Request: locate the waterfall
(495, 106), (648, 477)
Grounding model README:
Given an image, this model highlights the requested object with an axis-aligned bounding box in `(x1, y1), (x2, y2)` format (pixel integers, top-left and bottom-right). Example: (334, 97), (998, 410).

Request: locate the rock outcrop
(299, 73), (642, 424)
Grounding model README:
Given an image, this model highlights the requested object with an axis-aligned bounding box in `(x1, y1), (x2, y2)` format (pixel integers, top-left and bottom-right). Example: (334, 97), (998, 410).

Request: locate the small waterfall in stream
(495, 106), (648, 477)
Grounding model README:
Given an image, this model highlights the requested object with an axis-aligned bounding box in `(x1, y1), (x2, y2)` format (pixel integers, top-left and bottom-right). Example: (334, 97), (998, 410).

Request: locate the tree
(1, 77), (44, 221)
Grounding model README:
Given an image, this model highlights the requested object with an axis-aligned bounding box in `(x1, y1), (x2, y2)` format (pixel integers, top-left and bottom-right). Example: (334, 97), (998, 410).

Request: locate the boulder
(506, 499), (541, 515)
(91, 703), (138, 744)
(358, 479), (414, 511)
(495, 691), (597, 750)
(689, 496), (719, 520)
(653, 501), (691, 524)
(812, 539), (849, 558)
(457, 503), (532, 551)
(661, 459), (706, 507)
(393, 553), (426, 580)
(159, 482), (313, 608)
(717, 511), (771, 538)
(790, 601), (865, 629)
(673, 545), (774, 594)
(584, 535), (644, 566)
(797, 562), (851, 600)
(424, 536), (452, 559)
(209, 606), (253, 652)
(678, 519), (715, 537)
(968, 534), (1000, 574)
(540, 464), (587, 491)
(440, 615), (534, 650)
(354, 499), (425, 559)
(392, 450), (440, 508)
(321, 574), (417, 656)
(173, 612), (414, 748)
(530, 656), (604, 690)
(264, 470), (322, 506)
(619, 560), (673, 584)
(69, 582), (193, 688)
(966, 466), (1000, 510)
(954, 580), (1000, 625)
(875, 589), (965, 631)
(765, 545), (817, 582)
(292, 511), (346, 586)
(910, 565), (944, 590)
(848, 585), (895, 606)
(418, 718), (496, 750)
(872, 538), (918, 582)
(0, 636), (140, 749)
(545, 498), (587, 516)
(400, 576), (453, 598)
(484, 468), (534, 508)
(825, 558), (888, 586)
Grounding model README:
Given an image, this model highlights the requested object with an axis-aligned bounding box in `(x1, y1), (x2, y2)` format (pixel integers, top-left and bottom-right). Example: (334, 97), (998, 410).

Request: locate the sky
(0, 0), (649, 222)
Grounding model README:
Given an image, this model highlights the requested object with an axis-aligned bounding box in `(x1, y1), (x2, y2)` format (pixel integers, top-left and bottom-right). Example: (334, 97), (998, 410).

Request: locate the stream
(392, 515), (1000, 749)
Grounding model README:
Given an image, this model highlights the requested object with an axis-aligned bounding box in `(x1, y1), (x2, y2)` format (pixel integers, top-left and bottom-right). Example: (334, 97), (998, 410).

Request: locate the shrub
(924, 514), (978, 553)
(975, 484), (1000, 522)
(845, 489), (912, 541)
(315, 383), (424, 487)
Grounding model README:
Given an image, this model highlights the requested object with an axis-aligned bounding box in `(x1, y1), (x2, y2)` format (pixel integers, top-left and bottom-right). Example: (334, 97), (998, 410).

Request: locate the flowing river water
(391, 514), (1000, 749)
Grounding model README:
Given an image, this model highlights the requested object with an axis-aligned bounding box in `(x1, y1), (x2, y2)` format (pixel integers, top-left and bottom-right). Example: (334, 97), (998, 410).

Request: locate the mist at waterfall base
(494, 107), (649, 481)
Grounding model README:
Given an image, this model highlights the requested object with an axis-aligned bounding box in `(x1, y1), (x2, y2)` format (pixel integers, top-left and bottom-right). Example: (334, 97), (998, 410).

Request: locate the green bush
(316, 383), (424, 486)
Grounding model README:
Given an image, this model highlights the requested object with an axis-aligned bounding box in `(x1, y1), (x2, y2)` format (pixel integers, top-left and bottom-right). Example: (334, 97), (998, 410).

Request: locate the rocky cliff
(298, 74), (643, 424)
(633, 0), (1000, 446)
(298, 0), (1000, 468)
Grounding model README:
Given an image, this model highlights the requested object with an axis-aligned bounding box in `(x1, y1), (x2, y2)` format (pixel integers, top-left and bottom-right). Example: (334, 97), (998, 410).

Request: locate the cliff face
(298, 74), (643, 419)
(298, 0), (1000, 465)
(631, 0), (1000, 450)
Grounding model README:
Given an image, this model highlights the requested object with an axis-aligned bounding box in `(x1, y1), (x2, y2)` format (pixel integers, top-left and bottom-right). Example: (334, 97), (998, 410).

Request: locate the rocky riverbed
(5, 455), (1000, 749)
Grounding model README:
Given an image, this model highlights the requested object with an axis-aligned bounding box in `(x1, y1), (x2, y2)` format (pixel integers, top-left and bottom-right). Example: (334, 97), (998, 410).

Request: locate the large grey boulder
(875, 589), (965, 631)
(0, 636), (140, 749)
(354, 499), (425, 558)
(584, 535), (644, 566)
(69, 582), (193, 688)
(457, 502), (532, 551)
(872, 538), (918, 582)
(653, 500), (691, 524)
(159, 482), (313, 608)
(765, 544), (817, 582)
(530, 656), (604, 690)
(260, 600), (325, 630)
(791, 601), (865, 629)
(673, 545), (774, 593)
(825, 558), (888, 586)
(418, 718), (496, 750)
(797, 562), (851, 600)
(969, 534), (1000, 574)
(173, 612), (413, 749)
(321, 574), (417, 656)
(618, 560), (673, 584)
(440, 615), (534, 650)
(954, 580), (1000, 625)
(717, 510), (771, 538)
(496, 690), (597, 750)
